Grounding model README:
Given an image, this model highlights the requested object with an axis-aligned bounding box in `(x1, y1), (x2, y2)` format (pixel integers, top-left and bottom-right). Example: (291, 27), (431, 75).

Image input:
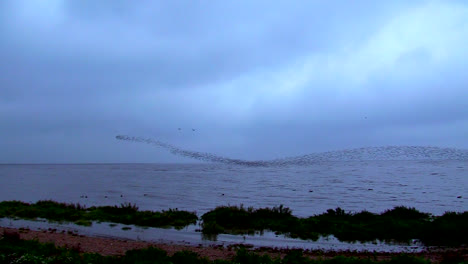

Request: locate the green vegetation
(0, 236), (440, 264)
(0, 200), (197, 229)
(1, 200), (466, 247)
(201, 205), (468, 246)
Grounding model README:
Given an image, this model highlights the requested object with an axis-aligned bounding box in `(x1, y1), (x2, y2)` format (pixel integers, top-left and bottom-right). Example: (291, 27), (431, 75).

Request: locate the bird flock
(116, 135), (468, 167)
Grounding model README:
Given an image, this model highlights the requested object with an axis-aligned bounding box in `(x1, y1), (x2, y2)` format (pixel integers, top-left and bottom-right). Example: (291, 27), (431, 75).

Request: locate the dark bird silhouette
(192, 128), (196, 132)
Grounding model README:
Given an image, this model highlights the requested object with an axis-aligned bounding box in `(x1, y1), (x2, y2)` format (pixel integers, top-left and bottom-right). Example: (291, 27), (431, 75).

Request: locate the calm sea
(0, 160), (466, 217)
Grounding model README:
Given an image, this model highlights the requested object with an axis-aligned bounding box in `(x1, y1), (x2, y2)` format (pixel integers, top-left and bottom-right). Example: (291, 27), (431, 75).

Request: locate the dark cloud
(0, 0), (467, 163)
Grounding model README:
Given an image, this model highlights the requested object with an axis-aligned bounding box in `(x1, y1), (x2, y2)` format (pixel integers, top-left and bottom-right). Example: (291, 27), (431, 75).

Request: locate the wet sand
(1, 227), (466, 262)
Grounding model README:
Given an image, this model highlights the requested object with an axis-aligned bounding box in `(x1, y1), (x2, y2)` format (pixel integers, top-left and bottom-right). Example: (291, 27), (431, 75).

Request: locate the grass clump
(419, 211), (468, 246)
(0, 200), (197, 229)
(202, 205), (467, 246)
(201, 205), (298, 236)
(86, 204), (197, 229)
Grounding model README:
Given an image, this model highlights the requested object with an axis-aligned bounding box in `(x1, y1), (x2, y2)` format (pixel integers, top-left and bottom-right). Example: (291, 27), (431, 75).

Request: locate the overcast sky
(1, 0), (467, 163)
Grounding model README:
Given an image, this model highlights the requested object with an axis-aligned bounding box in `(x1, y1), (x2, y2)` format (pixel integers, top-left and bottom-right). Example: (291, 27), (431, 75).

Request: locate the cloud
(0, 0), (467, 163)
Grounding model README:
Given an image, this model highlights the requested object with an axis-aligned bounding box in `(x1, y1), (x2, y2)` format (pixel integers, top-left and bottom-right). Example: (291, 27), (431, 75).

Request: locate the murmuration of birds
(116, 135), (468, 167)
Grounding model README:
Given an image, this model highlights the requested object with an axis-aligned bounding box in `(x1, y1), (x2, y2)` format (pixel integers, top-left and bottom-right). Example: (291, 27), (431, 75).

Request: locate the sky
(1, 0), (467, 163)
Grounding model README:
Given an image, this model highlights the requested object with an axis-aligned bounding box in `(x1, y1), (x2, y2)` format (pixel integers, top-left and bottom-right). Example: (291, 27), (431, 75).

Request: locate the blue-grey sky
(1, 0), (467, 163)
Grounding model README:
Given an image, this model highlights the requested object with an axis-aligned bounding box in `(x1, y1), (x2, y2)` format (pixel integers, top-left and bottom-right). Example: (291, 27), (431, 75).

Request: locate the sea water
(0, 160), (466, 217)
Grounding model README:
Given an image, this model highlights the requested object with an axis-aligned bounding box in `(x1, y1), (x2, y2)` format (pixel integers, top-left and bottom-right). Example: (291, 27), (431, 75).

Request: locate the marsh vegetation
(0, 200), (197, 229)
(201, 205), (468, 246)
(1, 201), (466, 246)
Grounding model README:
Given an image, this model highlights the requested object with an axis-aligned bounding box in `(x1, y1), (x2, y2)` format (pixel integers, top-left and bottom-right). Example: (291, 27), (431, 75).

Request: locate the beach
(1, 226), (467, 262)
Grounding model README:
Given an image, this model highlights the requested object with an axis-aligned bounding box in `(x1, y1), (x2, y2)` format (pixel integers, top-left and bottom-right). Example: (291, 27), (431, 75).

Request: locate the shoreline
(2, 200), (466, 246)
(1, 226), (466, 262)
(1, 217), (427, 253)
